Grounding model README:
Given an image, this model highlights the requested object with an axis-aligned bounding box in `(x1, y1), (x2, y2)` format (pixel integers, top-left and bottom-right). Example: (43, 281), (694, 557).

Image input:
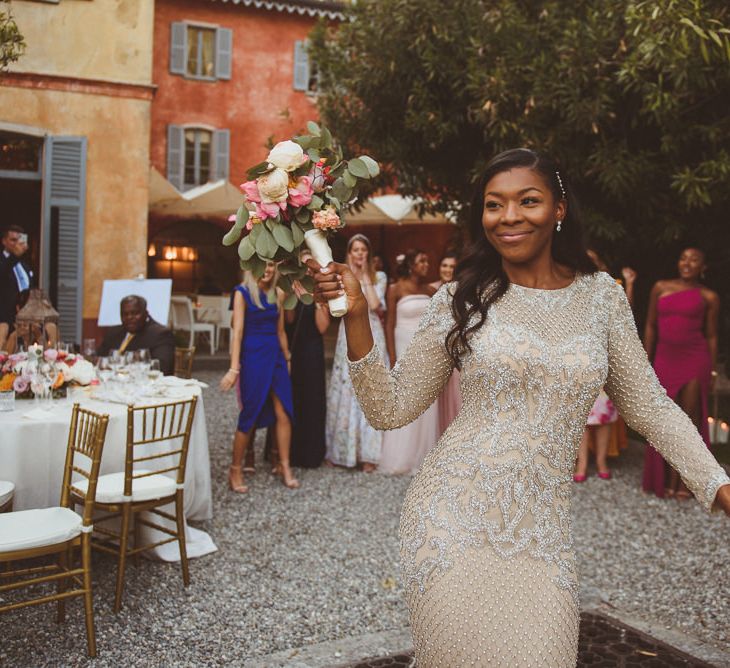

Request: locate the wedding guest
(0, 225), (33, 350)
(326, 234), (388, 471)
(379, 249), (439, 475)
(430, 252), (462, 434)
(99, 295), (175, 374)
(430, 252), (458, 290)
(308, 148), (730, 665)
(642, 247), (719, 500)
(220, 264), (298, 491)
(286, 275), (330, 468)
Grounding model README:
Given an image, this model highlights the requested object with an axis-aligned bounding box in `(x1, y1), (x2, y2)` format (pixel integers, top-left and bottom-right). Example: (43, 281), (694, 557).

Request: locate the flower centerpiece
(223, 121), (379, 316)
(0, 345), (96, 399)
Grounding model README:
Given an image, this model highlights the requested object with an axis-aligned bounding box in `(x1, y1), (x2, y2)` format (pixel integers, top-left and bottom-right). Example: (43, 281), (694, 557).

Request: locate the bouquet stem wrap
(304, 229), (348, 317)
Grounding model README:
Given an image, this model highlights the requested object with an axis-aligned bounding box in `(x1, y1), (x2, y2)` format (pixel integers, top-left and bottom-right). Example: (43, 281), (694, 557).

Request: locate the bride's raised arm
(309, 259), (454, 430)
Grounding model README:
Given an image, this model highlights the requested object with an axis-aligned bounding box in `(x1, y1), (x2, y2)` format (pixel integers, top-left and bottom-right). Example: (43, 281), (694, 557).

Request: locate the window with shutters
(170, 22), (232, 81)
(293, 40), (318, 94)
(184, 128), (212, 188)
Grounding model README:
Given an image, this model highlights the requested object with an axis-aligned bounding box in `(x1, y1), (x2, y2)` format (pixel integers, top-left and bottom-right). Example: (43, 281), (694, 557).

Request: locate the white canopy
(149, 167), (243, 219)
(346, 195), (453, 225)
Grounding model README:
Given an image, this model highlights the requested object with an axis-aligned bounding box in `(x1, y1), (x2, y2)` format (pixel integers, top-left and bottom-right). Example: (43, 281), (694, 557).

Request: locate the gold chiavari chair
(174, 346), (196, 379)
(72, 396), (198, 612)
(0, 405), (110, 657)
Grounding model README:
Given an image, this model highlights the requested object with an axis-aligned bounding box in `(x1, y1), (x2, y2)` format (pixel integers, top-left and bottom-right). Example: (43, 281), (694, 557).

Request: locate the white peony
(267, 140), (306, 172)
(257, 167), (290, 203)
(64, 359), (95, 386)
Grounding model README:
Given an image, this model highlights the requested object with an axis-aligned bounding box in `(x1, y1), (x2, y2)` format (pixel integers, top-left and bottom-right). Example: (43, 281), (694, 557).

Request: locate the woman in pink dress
(380, 249), (439, 474)
(643, 247), (720, 500)
(430, 253), (463, 436)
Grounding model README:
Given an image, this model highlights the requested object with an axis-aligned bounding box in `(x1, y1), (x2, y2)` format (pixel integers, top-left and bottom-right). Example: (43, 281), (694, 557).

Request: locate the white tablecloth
(0, 384), (217, 561)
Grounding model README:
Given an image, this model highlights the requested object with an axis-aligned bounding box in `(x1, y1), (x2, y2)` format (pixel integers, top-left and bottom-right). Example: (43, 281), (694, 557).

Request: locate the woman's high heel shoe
(573, 474), (587, 483)
(280, 463), (300, 489)
(596, 471), (612, 480)
(228, 465), (248, 494)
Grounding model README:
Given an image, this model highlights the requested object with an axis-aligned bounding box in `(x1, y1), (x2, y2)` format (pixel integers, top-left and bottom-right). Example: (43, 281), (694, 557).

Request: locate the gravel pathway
(1, 370), (728, 666)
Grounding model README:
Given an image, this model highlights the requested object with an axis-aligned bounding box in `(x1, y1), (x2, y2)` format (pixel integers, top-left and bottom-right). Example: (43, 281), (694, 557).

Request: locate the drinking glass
(147, 359), (162, 384)
(136, 349), (151, 364)
(97, 356), (114, 385)
(82, 338), (97, 358)
(57, 341), (70, 354)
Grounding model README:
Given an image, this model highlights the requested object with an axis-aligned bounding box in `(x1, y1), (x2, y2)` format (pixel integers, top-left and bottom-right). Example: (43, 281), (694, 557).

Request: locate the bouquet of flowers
(223, 121), (379, 316)
(0, 344), (95, 398)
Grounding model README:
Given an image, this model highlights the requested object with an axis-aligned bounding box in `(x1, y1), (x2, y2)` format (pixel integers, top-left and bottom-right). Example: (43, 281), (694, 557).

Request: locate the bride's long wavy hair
(446, 148), (596, 366)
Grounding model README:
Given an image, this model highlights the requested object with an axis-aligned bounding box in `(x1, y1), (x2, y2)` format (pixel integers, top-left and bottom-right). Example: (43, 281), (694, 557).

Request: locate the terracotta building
(0, 0), (155, 345)
(148, 0), (345, 294)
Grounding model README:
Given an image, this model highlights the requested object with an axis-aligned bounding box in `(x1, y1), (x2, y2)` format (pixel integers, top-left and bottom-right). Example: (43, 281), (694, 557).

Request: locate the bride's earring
(556, 220), (562, 232)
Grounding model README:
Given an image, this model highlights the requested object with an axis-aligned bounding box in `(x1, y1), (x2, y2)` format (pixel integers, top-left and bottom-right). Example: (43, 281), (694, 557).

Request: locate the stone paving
(344, 613), (714, 667)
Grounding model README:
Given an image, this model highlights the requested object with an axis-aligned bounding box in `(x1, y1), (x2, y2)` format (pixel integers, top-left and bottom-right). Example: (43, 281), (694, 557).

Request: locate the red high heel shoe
(596, 471), (612, 480)
(573, 474), (587, 483)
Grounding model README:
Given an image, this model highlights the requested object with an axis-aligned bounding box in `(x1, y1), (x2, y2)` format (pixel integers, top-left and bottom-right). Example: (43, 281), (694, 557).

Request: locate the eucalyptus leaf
(255, 227), (278, 259)
(278, 262), (300, 275)
(291, 222), (305, 246)
(299, 275), (315, 291)
(249, 223), (262, 243)
(299, 292), (314, 305)
(329, 196), (341, 210)
(342, 170), (357, 188)
(283, 292), (298, 310)
(346, 157), (370, 179)
(223, 205), (249, 246)
(306, 121), (321, 136)
(308, 195), (324, 210)
(320, 126), (332, 149)
(272, 222), (295, 252)
(360, 155), (380, 177)
(278, 274), (293, 292)
(296, 208), (311, 224)
(331, 180), (352, 202)
(307, 148), (321, 163)
(238, 236), (256, 261)
(250, 255), (266, 280)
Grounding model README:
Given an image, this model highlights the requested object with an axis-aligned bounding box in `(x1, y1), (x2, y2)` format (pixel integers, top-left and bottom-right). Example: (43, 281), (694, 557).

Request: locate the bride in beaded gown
(309, 149), (730, 666)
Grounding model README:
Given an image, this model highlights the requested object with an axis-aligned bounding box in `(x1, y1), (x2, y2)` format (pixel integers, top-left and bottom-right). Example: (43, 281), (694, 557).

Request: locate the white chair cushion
(0, 507), (82, 553)
(0, 480), (14, 507)
(72, 470), (177, 504)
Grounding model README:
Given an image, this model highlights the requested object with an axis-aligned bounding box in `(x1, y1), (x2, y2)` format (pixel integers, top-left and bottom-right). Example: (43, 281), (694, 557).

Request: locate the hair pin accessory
(555, 171), (566, 199)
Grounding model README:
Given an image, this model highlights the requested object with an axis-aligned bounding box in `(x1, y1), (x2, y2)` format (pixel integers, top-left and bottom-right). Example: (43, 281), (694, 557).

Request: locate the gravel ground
(1, 369), (729, 666)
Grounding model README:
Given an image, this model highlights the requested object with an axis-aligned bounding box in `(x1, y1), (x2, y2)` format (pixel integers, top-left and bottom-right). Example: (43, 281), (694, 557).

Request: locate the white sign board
(98, 279), (173, 327)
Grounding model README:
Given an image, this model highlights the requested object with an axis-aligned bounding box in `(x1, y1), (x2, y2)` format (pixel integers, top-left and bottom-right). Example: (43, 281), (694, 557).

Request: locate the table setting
(0, 346), (217, 562)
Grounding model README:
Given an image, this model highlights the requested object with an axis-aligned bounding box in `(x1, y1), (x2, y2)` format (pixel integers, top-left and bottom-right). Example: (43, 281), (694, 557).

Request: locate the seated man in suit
(99, 295), (175, 375)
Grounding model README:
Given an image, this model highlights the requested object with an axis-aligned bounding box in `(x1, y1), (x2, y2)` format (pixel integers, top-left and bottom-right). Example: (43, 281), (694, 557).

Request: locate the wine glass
(136, 349), (151, 364)
(96, 356), (114, 385)
(57, 341), (70, 354)
(147, 359), (162, 384)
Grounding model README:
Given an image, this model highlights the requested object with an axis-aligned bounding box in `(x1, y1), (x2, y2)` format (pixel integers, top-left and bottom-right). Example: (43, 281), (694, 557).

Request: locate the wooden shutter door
(42, 136), (87, 346)
(167, 125), (184, 191)
(170, 22), (187, 75)
(216, 28), (232, 80)
(293, 41), (310, 91)
(213, 129), (230, 181)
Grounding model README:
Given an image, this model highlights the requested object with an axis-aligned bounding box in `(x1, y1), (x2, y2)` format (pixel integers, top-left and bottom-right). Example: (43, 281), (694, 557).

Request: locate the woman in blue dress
(220, 262), (299, 491)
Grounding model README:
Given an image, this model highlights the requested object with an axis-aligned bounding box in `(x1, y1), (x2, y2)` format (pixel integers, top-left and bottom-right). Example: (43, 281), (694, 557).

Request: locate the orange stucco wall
(151, 0), (322, 185)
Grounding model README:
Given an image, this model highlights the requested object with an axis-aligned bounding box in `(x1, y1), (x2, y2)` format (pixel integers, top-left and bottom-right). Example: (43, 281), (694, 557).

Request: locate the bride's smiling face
(481, 167), (566, 266)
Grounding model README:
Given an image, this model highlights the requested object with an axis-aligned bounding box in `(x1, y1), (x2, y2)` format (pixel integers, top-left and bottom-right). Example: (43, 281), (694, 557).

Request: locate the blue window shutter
(42, 136), (87, 347)
(170, 22), (187, 75)
(213, 129), (230, 181)
(216, 27), (232, 80)
(167, 125), (184, 191)
(293, 40), (310, 91)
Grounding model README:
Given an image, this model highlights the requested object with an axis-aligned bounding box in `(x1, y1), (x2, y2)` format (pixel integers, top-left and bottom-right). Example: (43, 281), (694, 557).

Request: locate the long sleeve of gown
(349, 285), (454, 430)
(604, 281), (730, 510)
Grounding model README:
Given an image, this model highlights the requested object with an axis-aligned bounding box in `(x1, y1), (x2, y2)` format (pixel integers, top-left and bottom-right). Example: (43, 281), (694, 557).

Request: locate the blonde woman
(220, 262), (299, 491)
(326, 234), (389, 471)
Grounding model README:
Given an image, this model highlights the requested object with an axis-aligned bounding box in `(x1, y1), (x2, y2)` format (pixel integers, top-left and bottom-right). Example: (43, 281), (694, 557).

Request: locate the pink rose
(288, 175), (314, 207)
(13, 375), (29, 393)
(44, 349), (58, 362)
(240, 180), (262, 203)
(254, 200), (286, 220)
(312, 208), (342, 230)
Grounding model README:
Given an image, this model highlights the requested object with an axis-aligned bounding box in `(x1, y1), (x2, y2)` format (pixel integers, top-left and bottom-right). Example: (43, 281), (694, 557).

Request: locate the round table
(0, 383), (216, 561)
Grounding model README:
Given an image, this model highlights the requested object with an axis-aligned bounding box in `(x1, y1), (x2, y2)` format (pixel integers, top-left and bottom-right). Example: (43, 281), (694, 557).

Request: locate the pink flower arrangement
(43, 349), (58, 362)
(312, 208), (342, 230)
(240, 179), (287, 221)
(288, 175), (314, 207)
(13, 375), (29, 393)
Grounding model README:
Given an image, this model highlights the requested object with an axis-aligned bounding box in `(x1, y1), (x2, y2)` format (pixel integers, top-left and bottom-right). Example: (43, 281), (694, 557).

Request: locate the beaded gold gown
(349, 272), (729, 667)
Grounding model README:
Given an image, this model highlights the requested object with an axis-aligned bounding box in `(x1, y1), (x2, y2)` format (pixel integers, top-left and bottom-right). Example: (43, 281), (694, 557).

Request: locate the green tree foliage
(0, 1), (25, 71)
(309, 0), (730, 252)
